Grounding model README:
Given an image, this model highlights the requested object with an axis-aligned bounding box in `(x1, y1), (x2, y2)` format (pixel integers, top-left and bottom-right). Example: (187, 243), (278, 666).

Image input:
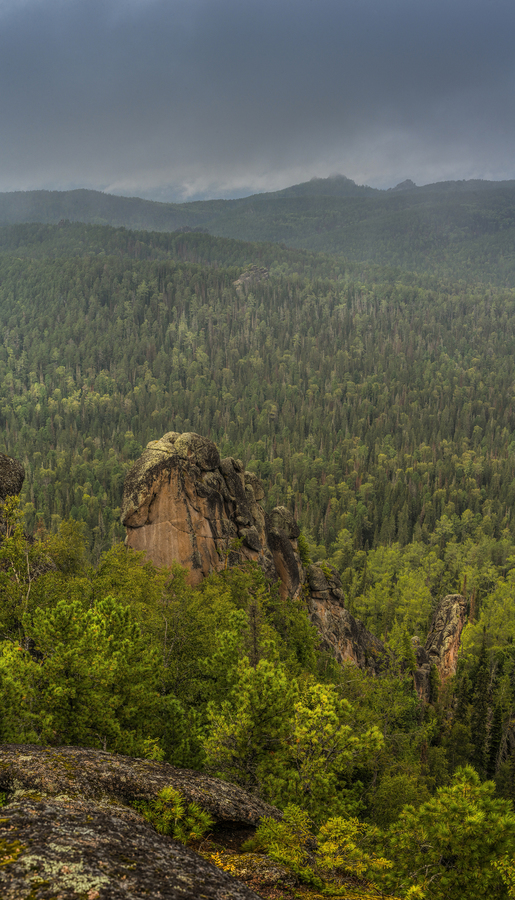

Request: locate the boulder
(0, 744), (279, 899)
(0, 453), (24, 503)
(0, 798), (262, 900)
(0, 744), (280, 825)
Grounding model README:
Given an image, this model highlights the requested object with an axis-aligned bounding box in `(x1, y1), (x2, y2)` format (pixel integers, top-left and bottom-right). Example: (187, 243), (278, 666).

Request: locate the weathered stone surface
(0, 798), (262, 900)
(266, 522), (302, 601)
(174, 433), (221, 471)
(413, 595), (467, 697)
(0, 744), (280, 825)
(307, 564), (330, 593)
(307, 566), (386, 674)
(413, 638), (431, 698)
(244, 472), (264, 502)
(268, 507), (300, 541)
(0, 452), (24, 503)
(121, 431), (297, 590)
(233, 266), (269, 291)
(425, 593), (467, 677)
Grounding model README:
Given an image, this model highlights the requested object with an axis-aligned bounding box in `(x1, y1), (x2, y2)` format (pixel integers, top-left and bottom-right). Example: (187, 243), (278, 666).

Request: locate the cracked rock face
(306, 562), (386, 674)
(414, 594), (467, 696)
(121, 431), (304, 591)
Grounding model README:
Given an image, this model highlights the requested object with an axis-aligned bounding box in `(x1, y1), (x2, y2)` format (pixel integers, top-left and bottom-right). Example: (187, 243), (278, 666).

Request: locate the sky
(0, 0), (514, 201)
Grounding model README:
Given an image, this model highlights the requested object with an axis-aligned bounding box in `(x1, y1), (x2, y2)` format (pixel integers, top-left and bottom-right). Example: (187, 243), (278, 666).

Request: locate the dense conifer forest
(3, 216), (515, 896)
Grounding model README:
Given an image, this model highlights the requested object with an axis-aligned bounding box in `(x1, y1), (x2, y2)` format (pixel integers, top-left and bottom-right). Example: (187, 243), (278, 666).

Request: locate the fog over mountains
(2, 174), (515, 284)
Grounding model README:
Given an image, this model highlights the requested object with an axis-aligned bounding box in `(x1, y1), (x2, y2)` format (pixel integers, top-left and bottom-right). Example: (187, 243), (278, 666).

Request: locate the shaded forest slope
(2, 176), (515, 283)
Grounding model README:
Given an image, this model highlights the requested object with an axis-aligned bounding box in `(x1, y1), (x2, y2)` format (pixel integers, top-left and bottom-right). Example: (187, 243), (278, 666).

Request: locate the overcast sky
(0, 0), (514, 200)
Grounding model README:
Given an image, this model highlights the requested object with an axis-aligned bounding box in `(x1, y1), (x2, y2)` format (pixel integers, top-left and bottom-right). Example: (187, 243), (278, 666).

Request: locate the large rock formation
(307, 562), (385, 674)
(121, 432), (380, 669)
(0, 744), (274, 900)
(121, 432), (303, 589)
(0, 452), (24, 504)
(121, 432), (468, 693)
(413, 594), (467, 697)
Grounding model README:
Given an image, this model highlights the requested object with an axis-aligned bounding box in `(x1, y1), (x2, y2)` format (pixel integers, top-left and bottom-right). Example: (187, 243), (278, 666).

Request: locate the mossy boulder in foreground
(0, 798), (262, 899)
(0, 743), (280, 899)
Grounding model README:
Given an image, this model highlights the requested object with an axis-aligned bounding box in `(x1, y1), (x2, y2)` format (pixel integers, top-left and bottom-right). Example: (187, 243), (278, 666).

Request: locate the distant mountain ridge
(2, 175), (515, 282)
(2, 174), (514, 228)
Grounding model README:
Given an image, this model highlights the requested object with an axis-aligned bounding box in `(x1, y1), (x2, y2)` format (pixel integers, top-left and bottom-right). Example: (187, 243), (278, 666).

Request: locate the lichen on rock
(0, 798), (263, 899)
(0, 744), (281, 826)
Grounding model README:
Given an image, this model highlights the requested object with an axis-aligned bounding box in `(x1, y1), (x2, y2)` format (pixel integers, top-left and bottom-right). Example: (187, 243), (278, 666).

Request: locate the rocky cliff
(121, 431), (287, 587)
(413, 593), (468, 697)
(0, 744), (278, 899)
(121, 431), (467, 689)
(121, 431), (384, 671)
(306, 561), (385, 674)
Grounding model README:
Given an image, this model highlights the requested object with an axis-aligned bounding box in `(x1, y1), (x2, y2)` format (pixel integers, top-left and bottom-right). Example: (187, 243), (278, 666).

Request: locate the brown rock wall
(307, 562), (386, 673)
(122, 431), (294, 588)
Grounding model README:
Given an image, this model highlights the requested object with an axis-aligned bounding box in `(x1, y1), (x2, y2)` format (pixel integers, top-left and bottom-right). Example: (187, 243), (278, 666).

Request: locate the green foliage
(384, 766), (515, 899)
(205, 659), (383, 821)
(297, 531), (312, 568)
(0, 496), (51, 641)
(254, 806), (320, 886)
(494, 855), (515, 898)
(369, 772), (432, 829)
(203, 654), (298, 794)
(0, 594), (163, 754)
(255, 804), (393, 896)
(134, 785), (213, 844)
(268, 682), (383, 820)
(2, 223), (515, 586)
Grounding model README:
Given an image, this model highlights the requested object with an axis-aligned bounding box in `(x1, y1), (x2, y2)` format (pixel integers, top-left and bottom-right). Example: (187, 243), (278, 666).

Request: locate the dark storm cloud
(0, 0), (514, 197)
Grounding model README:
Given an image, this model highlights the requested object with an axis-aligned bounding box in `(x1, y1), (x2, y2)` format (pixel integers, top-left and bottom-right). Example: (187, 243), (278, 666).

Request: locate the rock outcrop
(121, 432), (382, 668)
(413, 594), (467, 697)
(307, 562), (385, 674)
(122, 432), (304, 589)
(0, 744), (271, 900)
(0, 799), (263, 900)
(121, 432), (468, 695)
(0, 452), (24, 504)
(233, 266), (269, 291)
(0, 744), (280, 826)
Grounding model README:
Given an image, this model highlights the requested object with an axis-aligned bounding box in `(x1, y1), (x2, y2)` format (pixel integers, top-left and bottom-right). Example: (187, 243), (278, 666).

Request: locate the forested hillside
(1, 223), (515, 598)
(4, 220), (515, 896)
(3, 176), (515, 283)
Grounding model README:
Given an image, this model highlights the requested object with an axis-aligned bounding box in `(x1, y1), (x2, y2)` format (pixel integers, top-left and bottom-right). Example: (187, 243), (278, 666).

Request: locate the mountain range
(2, 174), (515, 283)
